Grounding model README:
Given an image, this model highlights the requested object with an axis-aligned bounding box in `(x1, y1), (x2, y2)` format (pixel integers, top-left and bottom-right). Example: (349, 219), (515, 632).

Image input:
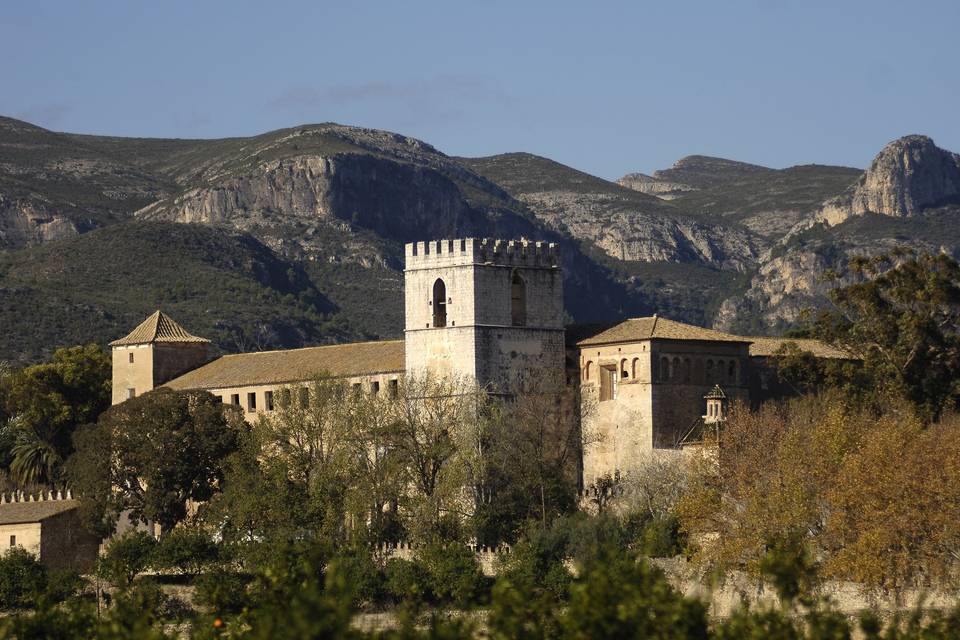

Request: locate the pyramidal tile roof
(109, 311), (210, 347)
(577, 316), (749, 347)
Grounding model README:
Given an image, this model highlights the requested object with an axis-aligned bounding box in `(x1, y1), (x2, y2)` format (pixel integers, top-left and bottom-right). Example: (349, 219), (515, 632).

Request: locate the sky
(2, 0), (958, 179)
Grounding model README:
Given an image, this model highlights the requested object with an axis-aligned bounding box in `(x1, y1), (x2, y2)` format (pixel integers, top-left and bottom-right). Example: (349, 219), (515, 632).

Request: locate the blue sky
(3, 0), (957, 179)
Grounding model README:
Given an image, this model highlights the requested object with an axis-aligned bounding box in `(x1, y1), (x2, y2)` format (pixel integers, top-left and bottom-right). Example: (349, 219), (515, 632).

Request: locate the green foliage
(0, 344), (110, 485)
(0, 222), (358, 365)
(759, 532), (819, 606)
(812, 251), (960, 420)
(385, 558), (430, 606)
(328, 547), (385, 606)
(98, 531), (158, 589)
(194, 569), (251, 615)
(68, 388), (242, 534)
(414, 542), (487, 608)
(562, 546), (709, 640)
(0, 548), (48, 610)
(637, 514), (686, 558)
(152, 526), (219, 577)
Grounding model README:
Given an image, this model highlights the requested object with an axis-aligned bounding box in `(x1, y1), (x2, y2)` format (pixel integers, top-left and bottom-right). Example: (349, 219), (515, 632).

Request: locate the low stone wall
(375, 543), (511, 577)
(651, 558), (960, 617)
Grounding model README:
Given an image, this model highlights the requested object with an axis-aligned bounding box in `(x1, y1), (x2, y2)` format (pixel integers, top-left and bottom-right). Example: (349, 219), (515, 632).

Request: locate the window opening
(432, 279), (447, 328)
(511, 271), (527, 326)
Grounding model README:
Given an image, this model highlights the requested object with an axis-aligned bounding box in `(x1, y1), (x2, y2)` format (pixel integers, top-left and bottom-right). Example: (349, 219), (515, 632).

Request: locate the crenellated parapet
(405, 237), (560, 270)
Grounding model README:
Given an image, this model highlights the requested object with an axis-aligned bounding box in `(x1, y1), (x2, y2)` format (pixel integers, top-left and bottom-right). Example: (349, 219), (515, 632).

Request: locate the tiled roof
(0, 499), (79, 525)
(578, 316), (750, 347)
(110, 311), (210, 347)
(747, 337), (851, 360)
(165, 339), (405, 390)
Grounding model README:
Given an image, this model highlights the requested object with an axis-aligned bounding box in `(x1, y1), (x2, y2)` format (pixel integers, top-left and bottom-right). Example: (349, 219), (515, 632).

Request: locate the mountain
(2, 115), (959, 362)
(714, 135), (960, 333)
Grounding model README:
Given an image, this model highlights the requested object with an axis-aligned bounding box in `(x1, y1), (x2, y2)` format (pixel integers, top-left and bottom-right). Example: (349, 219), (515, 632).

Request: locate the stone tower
(109, 311), (211, 405)
(404, 238), (565, 393)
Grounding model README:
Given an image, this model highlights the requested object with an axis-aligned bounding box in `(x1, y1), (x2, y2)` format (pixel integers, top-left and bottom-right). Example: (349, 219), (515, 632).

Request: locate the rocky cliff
(3, 116), (960, 360)
(813, 135), (960, 227)
(715, 135), (960, 333)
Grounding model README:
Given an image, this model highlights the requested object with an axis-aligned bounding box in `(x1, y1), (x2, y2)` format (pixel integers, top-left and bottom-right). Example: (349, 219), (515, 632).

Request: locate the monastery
(109, 237), (847, 486)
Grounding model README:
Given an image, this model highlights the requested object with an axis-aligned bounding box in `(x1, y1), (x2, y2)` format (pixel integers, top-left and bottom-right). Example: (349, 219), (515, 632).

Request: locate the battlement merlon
(404, 238), (560, 270)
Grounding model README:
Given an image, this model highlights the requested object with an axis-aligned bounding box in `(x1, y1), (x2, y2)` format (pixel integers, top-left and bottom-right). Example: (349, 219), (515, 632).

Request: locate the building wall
(112, 344), (154, 405)
(201, 371), (404, 422)
(0, 523), (41, 556)
(39, 511), (100, 572)
(404, 238), (564, 394)
(580, 339), (751, 485)
(112, 342), (209, 405)
(580, 341), (654, 485)
(649, 341), (750, 448)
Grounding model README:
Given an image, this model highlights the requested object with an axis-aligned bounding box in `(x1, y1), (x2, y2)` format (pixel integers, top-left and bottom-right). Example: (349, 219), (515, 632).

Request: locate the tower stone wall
(404, 238), (564, 393)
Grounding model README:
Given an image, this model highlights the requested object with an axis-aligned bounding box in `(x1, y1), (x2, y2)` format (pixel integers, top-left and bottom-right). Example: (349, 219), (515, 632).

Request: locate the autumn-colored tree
(678, 391), (960, 592)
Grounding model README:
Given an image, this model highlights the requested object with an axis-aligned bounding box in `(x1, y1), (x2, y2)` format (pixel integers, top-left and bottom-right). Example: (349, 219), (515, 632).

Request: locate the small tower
(703, 384), (727, 424)
(109, 311), (211, 405)
(404, 238), (564, 393)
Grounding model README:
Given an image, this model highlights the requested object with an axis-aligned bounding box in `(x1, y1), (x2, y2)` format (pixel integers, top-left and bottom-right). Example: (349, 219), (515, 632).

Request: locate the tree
(813, 251), (960, 420)
(0, 345), (110, 486)
(205, 377), (364, 550)
(388, 374), (479, 542)
(67, 388), (242, 535)
(98, 531), (158, 589)
(496, 384), (586, 527)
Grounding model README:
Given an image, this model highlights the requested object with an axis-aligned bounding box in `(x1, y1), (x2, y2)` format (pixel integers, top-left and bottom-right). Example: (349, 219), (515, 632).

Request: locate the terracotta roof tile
(746, 337), (851, 359)
(110, 311), (209, 346)
(577, 316), (749, 347)
(165, 340), (405, 390)
(0, 499), (79, 525)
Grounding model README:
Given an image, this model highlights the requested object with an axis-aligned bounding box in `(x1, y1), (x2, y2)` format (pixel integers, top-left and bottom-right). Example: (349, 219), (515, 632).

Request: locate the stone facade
(403, 238), (564, 393)
(579, 327), (751, 486)
(0, 493), (100, 572)
(109, 237), (848, 489)
(111, 342), (209, 405)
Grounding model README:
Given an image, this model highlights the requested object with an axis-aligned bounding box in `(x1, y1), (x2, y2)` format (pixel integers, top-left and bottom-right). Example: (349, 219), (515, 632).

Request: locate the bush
(638, 514), (686, 558)
(415, 542), (487, 608)
(384, 558), (428, 605)
(328, 548), (385, 606)
(152, 527), (219, 577)
(194, 569), (250, 615)
(563, 545), (709, 639)
(0, 547), (47, 610)
(98, 531), (157, 589)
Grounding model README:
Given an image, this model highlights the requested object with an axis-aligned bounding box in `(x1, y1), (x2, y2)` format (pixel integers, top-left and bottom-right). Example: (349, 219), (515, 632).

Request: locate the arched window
(716, 360), (724, 382)
(728, 360), (737, 383)
(683, 357), (692, 383)
(631, 358), (639, 379)
(706, 359), (714, 382)
(584, 361), (593, 381)
(432, 278), (447, 328)
(672, 357), (681, 383)
(660, 356), (670, 381)
(620, 358), (629, 379)
(511, 271), (527, 326)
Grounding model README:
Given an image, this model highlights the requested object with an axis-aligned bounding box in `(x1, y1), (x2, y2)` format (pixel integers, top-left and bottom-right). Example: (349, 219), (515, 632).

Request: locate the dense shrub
(385, 558), (429, 605)
(194, 569), (250, 615)
(415, 542), (487, 608)
(152, 527), (219, 577)
(0, 548), (47, 610)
